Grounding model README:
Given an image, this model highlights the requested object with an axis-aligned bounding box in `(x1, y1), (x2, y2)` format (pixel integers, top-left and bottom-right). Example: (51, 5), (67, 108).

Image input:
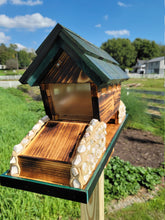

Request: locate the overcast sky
(0, 0), (164, 51)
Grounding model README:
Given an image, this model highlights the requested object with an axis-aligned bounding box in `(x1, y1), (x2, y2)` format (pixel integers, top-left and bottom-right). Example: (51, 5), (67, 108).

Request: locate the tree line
(101, 38), (165, 69)
(0, 43), (36, 69)
(0, 39), (164, 70)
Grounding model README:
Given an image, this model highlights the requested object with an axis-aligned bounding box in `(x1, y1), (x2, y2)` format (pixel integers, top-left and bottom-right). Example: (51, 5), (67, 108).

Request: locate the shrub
(104, 157), (164, 201)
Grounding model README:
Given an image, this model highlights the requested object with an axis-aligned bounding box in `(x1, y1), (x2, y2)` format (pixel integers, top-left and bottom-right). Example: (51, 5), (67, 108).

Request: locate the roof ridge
(60, 24), (118, 65)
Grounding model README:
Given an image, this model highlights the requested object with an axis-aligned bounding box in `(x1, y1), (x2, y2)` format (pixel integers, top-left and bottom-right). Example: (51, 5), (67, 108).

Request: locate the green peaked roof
(20, 23), (128, 86)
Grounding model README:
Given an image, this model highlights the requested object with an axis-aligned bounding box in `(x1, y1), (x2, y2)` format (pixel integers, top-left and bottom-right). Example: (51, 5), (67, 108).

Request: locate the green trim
(27, 44), (60, 86)
(82, 54), (110, 83)
(62, 26), (118, 65)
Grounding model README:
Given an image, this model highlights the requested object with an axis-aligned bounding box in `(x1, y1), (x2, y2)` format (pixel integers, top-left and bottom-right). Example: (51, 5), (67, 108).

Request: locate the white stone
(79, 139), (86, 145)
(96, 149), (102, 158)
(41, 115), (50, 123)
(95, 144), (99, 148)
(84, 132), (90, 138)
(82, 162), (87, 172)
(77, 145), (86, 153)
(87, 154), (94, 164)
(103, 147), (106, 152)
(118, 118), (123, 124)
(32, 123), (41, 131)
(101, 136), (106, 144)
(90, 139), (94, 145)
(13, 144), (23, 153)
(88, 169), (92, 175)
(38, 120), (44, 126)
(86, 125), (93, 132)
(90, 119), (98, 126)
(101, 122), (107, 129)
(83, 174), (89, 183)
(91, 147), (96, 154)
(87, 145), (91, 151)
(11, 165), (19, 175)
(91, 163), (96, 170)
(10, 157), (16, 164)
(94, 134), (100, 140)
(72, 179), (81, 188)
(72, 154), (81, 166)
(28, 130), (34, 138)
(71, 167), (79, 177)
(21, 138), (29, 146)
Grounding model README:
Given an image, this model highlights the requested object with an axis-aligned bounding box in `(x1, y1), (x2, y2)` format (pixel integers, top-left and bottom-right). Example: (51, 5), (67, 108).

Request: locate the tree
(159, 44), (165, 57)
(0, 43), (9, 65)
(132, 38), (160, 60)
(101, 38), (137, 69)
(6, 58), (17, 69)
(18, 50), (31, 69)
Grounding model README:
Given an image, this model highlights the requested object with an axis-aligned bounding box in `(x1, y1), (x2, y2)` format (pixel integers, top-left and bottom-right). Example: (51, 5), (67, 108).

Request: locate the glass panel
(50, 83), (93, 120)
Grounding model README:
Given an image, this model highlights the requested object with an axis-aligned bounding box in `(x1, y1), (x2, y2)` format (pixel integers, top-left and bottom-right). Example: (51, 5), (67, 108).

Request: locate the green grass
(122, 78), (164, 91)
(106, 187), (165, 220)
(0, 69), (25, 76)
(121, 86), (164, 139)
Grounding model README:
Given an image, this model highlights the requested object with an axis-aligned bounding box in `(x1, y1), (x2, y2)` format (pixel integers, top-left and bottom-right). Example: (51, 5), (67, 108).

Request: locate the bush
(104, 157), (164, 201)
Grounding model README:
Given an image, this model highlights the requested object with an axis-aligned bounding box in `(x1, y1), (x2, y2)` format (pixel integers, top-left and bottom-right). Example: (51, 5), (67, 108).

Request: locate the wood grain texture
(20, 121), (87, 162)
(81, 171), (104, 220)
(90, 84), (121, 123)
(113, 84), (121, 112)
(97, 85), (120, 123)
(18, 157), (71, 185)
(41, 51), (91, 84)
(40, 84), (55, 119)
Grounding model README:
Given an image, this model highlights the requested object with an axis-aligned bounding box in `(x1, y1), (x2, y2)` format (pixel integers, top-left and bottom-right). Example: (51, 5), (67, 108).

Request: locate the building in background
(0, 64), (6, 70)
(132, 56), (165, 75)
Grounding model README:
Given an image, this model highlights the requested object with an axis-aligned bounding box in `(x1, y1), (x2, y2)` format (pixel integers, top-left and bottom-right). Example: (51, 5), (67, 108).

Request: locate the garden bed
(113, 128), (164, 168)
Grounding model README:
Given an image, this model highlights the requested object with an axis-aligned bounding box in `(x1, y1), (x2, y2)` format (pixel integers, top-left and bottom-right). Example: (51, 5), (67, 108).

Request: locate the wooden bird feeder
(0, 24), (128, 208)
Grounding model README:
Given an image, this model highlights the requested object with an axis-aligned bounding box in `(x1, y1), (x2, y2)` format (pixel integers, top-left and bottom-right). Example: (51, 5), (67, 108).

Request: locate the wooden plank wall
(41, 51), (91, 84)
(91, 84), (121, 123)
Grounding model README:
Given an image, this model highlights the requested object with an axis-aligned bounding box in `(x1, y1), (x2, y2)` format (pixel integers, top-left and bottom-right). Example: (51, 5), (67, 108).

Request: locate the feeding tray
(0, 115), (127, 203)
(0, 23), (129, 203)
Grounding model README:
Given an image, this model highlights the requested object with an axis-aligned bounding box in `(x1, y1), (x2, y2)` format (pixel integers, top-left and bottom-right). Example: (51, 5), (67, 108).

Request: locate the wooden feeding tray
(0, 115), (128, 203)
(18, 121), (87, 186)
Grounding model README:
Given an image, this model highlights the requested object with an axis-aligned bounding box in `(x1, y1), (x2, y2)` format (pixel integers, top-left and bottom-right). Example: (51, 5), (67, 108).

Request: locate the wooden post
(81, 171), (104, 220)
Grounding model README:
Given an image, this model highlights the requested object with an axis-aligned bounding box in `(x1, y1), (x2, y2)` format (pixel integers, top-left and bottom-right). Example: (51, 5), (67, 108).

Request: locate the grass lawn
(106, 187), (165, 220)
(122, 78), (164, 91)
(0, 69), (25, 76)
(121, 78), (164, 138)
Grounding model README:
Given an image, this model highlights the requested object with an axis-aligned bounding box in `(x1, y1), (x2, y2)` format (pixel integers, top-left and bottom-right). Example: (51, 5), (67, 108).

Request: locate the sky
(0, 0), (164, 51)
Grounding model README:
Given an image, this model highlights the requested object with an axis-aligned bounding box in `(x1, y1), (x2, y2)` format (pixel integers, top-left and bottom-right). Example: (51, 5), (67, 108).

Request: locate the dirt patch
(107, 129), (164, 213)
(107, 184), (163, 213)
(113, 128), (164, 168)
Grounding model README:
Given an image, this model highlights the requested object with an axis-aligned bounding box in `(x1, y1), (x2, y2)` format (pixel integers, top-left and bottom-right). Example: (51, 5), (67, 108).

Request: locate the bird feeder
(0, 24), (128, 205)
